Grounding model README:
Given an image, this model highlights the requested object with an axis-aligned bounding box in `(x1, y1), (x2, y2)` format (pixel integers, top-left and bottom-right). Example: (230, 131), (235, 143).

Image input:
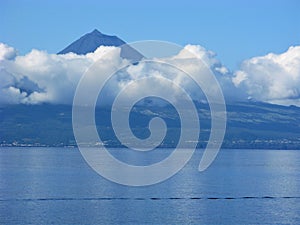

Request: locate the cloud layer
(1, 42), (300, 106)
(0, 43), (234, 106)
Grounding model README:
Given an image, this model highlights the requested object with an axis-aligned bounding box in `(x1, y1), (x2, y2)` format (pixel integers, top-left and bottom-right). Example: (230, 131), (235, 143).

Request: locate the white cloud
(3, 42), (300, 107)
(215, 66), (229, 75)
(0, 43), (300, 106)
(0, 44), (122, 105)
(0, 43), (17, 60)
(115, 44), (239, 104)
(0, 42), (237, 105)
(233, 46), (300, 106)
(168, 45), (243, 102)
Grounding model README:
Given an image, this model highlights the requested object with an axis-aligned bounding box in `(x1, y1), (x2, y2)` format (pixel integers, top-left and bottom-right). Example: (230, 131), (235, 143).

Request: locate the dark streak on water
(0, 196), (300, 202)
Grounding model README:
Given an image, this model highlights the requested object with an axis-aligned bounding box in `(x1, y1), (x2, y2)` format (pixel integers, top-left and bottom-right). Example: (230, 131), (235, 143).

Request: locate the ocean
(0, 148), (299, 224)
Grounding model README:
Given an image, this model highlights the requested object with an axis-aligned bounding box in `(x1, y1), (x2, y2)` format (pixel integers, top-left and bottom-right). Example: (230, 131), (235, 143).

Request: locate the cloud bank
(1, 42), (300, 106)
(0, 42), (234, 106)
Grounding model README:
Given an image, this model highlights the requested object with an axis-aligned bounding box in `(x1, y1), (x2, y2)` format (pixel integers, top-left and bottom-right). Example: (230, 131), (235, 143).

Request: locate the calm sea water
(0, 148), (299, 224)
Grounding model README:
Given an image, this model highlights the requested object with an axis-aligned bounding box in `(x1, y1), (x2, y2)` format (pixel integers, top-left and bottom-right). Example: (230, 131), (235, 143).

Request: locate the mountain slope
(1, 102), (300, 149)
(58, 29), (143, 61)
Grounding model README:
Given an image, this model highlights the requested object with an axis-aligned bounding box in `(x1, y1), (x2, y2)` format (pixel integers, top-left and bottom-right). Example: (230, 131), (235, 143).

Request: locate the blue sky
(1, 0), (300, 69)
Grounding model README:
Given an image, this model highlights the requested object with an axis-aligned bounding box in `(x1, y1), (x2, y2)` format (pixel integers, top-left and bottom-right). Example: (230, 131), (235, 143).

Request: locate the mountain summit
(58, 29), (125, 54)
(58, 29), (143, 60)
